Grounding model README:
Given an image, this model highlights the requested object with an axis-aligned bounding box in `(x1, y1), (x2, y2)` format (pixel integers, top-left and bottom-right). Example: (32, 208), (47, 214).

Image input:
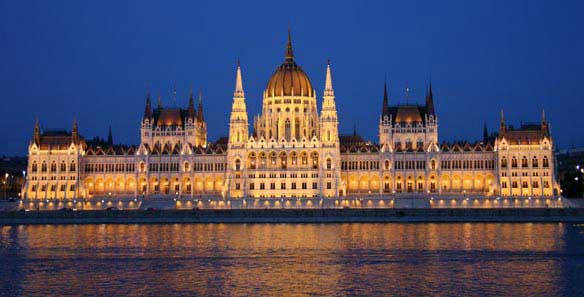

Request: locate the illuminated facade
(22, 33), (561, 202)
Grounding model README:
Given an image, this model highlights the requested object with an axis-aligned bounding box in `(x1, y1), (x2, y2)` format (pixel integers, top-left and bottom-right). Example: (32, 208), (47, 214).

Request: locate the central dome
(265, 32), (313, 97)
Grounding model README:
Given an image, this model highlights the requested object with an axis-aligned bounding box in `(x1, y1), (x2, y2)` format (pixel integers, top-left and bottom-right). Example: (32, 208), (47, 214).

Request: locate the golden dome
(265, 31), (313, 97)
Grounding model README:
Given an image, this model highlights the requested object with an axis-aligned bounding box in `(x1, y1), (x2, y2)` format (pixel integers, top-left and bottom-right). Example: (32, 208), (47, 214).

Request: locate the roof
(152, 108), (190, 127)
(501, 123), (549, 145)
(384, 105), (428, 124)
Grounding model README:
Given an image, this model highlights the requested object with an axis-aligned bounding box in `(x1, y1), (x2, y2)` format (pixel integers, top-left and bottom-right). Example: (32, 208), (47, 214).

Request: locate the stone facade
(21, 33), (561, 202)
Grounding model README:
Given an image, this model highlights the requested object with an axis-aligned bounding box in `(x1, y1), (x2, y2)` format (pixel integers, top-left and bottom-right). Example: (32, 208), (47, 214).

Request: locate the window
(512, 181), (518, 188)
(521, 157), (528, 168)
(270, 183), (275, 190)
(281, 183), (286, 190)
(501, 158), (507, 168)
(32, 162), (38, 172)
(502, 181), (508, 188)
(327, 182), (332, 189)
(543, 156), (549, 168)
(532, 157), (538, 168)
(60, 162), (67, 172)
(235, 159), (241, 171)
(50, 162), (57, 173)
(313, 182), (318, 189)
(326, 159), (332, 170)
(511, 157), (517, 168)
(302, 182), (307, 190)
(533, 181), (539, 188)
(249, 183), (254, 190)
(522, 181), (528, 188)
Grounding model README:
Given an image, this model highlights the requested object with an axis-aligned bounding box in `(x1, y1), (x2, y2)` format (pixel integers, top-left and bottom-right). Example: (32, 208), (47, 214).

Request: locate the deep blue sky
(1, 0), (583, 155)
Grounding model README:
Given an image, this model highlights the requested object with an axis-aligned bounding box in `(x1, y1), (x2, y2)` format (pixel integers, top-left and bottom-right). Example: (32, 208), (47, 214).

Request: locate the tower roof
(265, 30), (313, 97)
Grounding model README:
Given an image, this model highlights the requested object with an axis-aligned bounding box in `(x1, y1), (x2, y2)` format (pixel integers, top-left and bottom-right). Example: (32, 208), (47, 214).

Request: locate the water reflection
(0, 223), (583, 296)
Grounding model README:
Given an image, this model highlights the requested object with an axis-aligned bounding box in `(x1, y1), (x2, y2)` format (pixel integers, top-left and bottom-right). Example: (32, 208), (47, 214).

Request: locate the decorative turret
(382, 80), (389, 117)
(499, 109), (506, 134)
(320, 60), (339, 145)
(541, 109), (549, 133)
(33, 117), (40, 145)
(144, 89), (152, 119)
(157, 95), (162, 109)
(483, 122), (488, 141)
(197, 90), (205, 122)
(285, 28), (294, 63)
(426, 81), (435, 115)
(228, 60), (249, 147)
(188, 89), (196, 120)
(72, 118), (79, 143)
(107, 126), (113, 145)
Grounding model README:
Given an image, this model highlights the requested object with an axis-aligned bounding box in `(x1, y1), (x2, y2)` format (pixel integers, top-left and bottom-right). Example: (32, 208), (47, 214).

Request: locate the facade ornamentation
(22, 32), (560, 202)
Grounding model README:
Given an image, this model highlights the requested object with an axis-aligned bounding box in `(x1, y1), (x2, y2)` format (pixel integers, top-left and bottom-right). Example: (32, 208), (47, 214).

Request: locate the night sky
(1, 0), (583, 155)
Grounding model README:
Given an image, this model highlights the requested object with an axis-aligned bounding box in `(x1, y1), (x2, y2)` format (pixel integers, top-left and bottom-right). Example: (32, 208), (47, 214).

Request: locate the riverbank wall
(1, 208), (583, 225)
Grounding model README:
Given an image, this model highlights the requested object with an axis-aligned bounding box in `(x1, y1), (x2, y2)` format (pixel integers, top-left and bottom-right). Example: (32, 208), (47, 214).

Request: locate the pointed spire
(107, 126), (113, 145)
(426, 81), (435, 114)
(285, 27), (294, 63)
(33, 117), (40, 144)
(188, 89), (196, 119)
(499, 109), (506, 133)
(541, 109), (548, 132)
(197, 90), (204, 122)
(234, 59), (245, 98)
(382, 79), (389, 116)
(483, 122), (488, 141)
(324, 59), (334, 97)
(72, 117), (78, 139)
(144, 89), (152, 118)
(157, 95), (162, 109)
(353, 123), (358, 137)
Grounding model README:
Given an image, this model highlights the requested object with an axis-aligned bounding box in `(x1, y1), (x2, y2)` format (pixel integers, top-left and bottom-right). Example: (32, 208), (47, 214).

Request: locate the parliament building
(22, 33), (561, 208)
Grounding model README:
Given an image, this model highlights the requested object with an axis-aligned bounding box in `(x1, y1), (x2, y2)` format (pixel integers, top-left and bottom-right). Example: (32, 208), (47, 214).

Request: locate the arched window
(521, 156), (528, 168)
(285, 119), (291, 140)
(311, 152), (319, 169)
(291, 152), (298, 165)
(235, 159), (241, 171)
(184, 162), (190, 172)
(326, 158), (332, 170)
(32, 162), (38, 172)
(248, 153), (256, 169)
(532, 157), (538, 168)
(280, 153), (287, 169)
(60, 162), (66, 172)
(69, 161), (76, 172)
(50, 162), (57, 173)
(511, 157), (517, 168)
(501, 157), (507, 168)
(543, 156), (549, 168)
(140, 162), (145, 172)
(384, 160), (390, 170)
(294, 118), (300, 140)
(431, 159), (436, 170)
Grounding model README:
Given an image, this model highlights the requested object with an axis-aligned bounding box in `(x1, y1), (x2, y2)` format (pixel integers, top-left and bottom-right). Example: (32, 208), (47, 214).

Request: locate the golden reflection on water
(0, 223), (581, 296)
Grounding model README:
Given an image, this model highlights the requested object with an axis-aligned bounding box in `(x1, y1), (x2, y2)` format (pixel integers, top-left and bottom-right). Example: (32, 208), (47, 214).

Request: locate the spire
(197, 90), (204, 122)
(107, 126), (113, 145)
(234, 59), (245, 98)
(353, 123), (358, 137)
(382, 79), (389, 116)
(324, 59), (334, 97)
(144, 89), (152, 118)
(483, 122), (488, 141)
(33, 117), (40, 144)
(285, 27), (294, 63)
(541, 109), (548, 132)
(188, 89), (196, 119)
(72, 117), (78, 141)
(499, 109), (506, 133)
(426, 81), (435, 114)
(157, 95), (162, 109)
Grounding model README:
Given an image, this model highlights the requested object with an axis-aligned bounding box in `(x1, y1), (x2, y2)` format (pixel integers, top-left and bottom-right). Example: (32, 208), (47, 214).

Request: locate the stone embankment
(0, 208), (583, 225)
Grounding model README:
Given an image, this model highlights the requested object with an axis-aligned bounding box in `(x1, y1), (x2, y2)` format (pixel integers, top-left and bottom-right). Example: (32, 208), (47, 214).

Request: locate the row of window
(502, 172), (550, 177)
(341, 161), (380, 171)
(30, 184), (76, 192)
(240, 181), (333, 191)
(501, 156), (549, 169)
(441, 160), (496, 170)
(31, 161), (76, 173)
(501, 181), (551, 189)
(247, 173), (320, 179)
(84, 163), (135, 173)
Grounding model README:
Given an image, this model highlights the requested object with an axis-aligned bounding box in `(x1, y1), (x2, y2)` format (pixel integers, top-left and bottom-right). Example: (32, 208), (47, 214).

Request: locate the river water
(1, 223), (583, 296)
